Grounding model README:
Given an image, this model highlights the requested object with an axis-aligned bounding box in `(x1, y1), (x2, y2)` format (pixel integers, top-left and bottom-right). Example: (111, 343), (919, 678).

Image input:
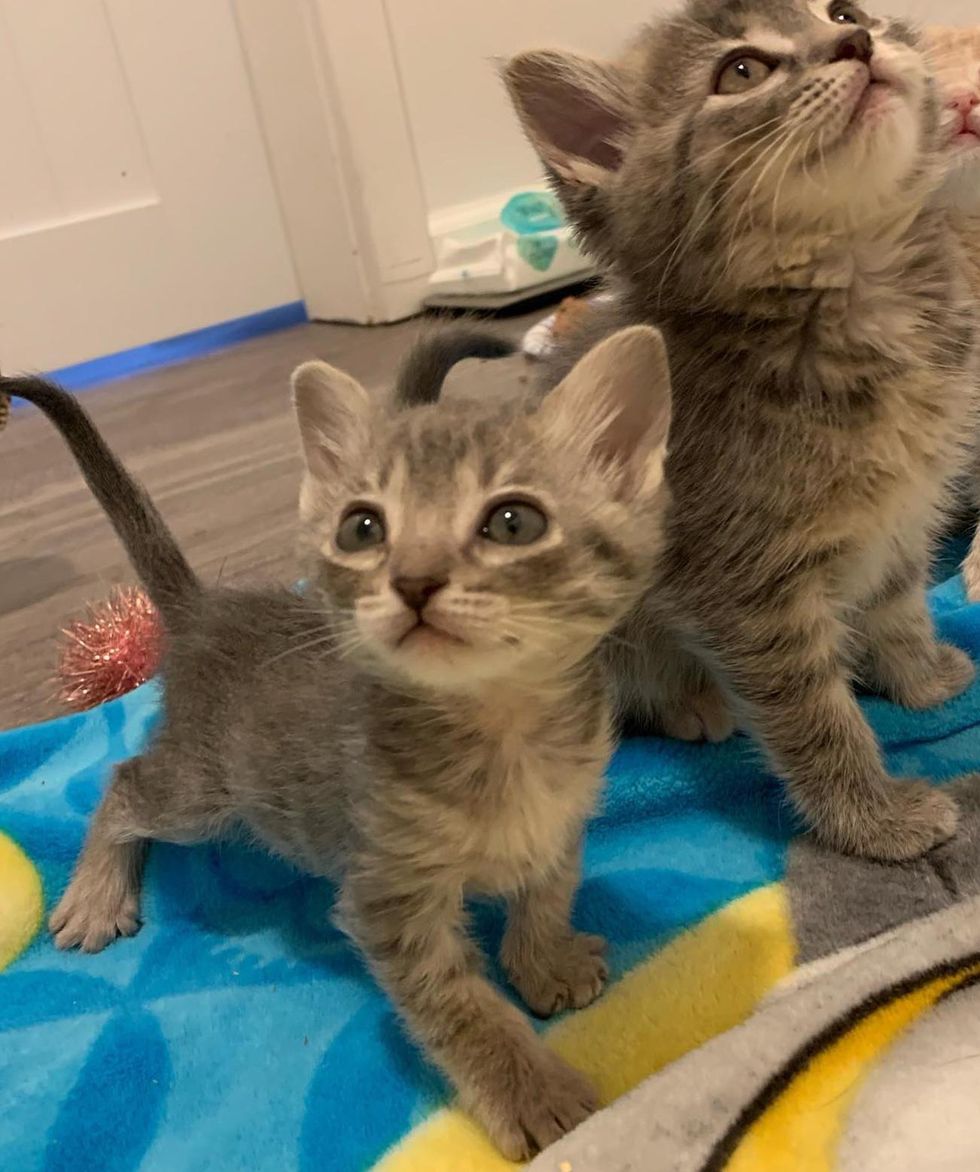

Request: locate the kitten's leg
(608, 609), (735, 742)
(858, 561), (974, 709)
(341, 877), (597, 1161)
(501, 850), (607, 1018)
(49, 758), (148, 952)
(703, 597), (958, 861)
(50, 751), (216, 952)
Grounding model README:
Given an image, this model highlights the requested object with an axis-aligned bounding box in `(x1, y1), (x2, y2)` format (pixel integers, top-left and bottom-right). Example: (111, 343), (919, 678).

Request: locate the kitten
(0, 324), (672, 1161)
(928, 25), (980, 221)
(506, 0), (979, 861)
(926, 26), (980, 598)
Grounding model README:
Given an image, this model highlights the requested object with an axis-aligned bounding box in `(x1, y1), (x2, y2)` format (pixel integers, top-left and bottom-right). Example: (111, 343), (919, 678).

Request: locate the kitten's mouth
(847, 79), (894, 130)
(396, 619), (467, 651)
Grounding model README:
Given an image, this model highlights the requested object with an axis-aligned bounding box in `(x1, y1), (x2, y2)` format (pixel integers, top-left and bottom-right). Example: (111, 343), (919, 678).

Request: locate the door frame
(232, 0), (434, 324)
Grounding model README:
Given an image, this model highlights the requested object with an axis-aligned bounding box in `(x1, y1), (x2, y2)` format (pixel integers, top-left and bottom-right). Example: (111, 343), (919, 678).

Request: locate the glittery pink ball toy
(58, 587), (163, 711)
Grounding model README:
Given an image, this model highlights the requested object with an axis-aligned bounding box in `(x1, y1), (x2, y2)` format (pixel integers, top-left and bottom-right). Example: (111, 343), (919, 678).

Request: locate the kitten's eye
(480, 501), (548, 546)
(829, 2), (860, 23)
(336, 508), (386, 552)
(715, 56), (775, 96)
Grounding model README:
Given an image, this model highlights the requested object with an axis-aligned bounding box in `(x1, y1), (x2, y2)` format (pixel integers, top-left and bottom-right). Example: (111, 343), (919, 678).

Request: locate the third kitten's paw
(472, 1045), (598, 1161)
(887, 644), (975, 710)
(963, 544), (980, 604)
(49, 880), (141, 953)
(508, 933), (608, 1018)
(821, 780), (959, 862)
(660, 682), (736, 744)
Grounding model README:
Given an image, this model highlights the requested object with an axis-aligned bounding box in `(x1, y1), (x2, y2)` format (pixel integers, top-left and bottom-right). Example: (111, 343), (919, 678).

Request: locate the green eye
(480, 501), (548, 546)
(336, 508), (386, 552)
(715, 55), (775, 96)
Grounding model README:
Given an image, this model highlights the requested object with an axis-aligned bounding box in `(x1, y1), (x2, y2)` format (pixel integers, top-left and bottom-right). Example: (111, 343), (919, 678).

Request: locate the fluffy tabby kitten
(926, 26), (980, 597)
(1, 325), (672, 1160)
(506, 0), (979, 860)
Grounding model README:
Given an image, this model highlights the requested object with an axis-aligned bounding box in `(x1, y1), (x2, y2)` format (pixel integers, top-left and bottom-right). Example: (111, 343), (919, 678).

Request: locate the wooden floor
(0, 313), (538, 729)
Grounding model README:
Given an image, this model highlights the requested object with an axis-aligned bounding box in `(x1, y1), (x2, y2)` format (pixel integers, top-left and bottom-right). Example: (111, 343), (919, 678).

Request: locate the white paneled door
(0, 0), (301, 373)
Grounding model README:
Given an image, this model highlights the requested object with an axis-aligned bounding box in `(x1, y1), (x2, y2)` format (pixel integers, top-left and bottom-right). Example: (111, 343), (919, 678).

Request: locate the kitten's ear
(291, 360), (373, 480)
(539, 326), (672, 498)
(504, 51), (633, 187)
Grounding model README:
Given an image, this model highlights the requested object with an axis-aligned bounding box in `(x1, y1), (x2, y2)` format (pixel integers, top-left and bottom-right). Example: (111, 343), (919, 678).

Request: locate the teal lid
(500, 191), (565, 235)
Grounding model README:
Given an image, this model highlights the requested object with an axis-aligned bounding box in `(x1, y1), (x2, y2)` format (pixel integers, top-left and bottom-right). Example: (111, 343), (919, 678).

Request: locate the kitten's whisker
(657, 125), (786, 287)
(655, 119), (793, 305)
(263, 627), (355, 666)
(771, 128), (811, 238)
(720, 123), (799, 285)
(673, 114), (785, 180)
(631, 116), (784, 289)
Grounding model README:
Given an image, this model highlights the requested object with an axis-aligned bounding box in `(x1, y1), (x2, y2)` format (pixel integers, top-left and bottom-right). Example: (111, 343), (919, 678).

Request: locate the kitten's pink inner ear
(505, 51), (631, 181)
(541, 325), (673, 494)
(291, 361), (371, 479)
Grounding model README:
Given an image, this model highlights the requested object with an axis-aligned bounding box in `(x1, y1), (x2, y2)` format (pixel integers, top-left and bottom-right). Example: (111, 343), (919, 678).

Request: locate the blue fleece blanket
(2, 547), (980, 1172)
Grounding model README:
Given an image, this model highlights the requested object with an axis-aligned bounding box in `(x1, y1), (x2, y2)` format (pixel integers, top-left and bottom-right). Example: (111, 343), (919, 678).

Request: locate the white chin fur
(783, 41), (931, 228)
(785, 99), (924, 227)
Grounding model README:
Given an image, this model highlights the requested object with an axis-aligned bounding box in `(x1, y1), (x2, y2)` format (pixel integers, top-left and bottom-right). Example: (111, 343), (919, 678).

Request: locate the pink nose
(948, 91), (980, 117)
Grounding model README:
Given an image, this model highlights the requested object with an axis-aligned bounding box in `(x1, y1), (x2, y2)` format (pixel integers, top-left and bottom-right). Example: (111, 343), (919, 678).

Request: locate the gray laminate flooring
(0, 313), (539, 729)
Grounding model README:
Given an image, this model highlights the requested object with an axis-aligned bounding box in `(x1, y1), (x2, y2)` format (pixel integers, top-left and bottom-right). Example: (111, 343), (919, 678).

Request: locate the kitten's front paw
(472, 1046), (598, 1161)
(887, 644), (974, 710)
(820, 780), (959, 862)
(508, 933), (608, 1018)
(49, 882), (140, 953)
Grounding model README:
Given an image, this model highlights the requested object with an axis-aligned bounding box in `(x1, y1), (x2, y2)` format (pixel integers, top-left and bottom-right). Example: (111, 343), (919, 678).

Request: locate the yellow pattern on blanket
(376, 884), (795, 1170)
(0, 831), (43, 970)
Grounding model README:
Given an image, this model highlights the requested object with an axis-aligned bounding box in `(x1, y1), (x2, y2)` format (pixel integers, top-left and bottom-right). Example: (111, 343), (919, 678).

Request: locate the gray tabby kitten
(1, 323), (671, 1160)
(506, 0), (979, 860)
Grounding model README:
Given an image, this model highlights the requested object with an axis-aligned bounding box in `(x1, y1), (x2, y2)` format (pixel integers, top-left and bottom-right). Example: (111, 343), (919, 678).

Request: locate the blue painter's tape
(43, 301), (308, 392)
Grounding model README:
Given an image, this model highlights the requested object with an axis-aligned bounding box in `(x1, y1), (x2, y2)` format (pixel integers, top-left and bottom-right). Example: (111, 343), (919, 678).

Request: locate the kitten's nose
(948, 91), (980, 116)
(392, 576), (447, 612)
(831, 28), (873, 65)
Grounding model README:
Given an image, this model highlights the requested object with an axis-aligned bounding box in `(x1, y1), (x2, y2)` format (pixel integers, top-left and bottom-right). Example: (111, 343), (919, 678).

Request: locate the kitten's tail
(0, 377), (199, 625)
(394, 326), (514, 407)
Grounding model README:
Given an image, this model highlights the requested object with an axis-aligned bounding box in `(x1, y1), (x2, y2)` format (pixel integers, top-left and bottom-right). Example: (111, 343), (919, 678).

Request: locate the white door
(0, 0), (301, 374)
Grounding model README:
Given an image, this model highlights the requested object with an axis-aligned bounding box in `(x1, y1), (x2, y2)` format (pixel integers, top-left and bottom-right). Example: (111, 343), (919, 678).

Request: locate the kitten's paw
(508, 933), (608, 1018)
(49, 882), (141, 953)
(819, 780), (959, 862)
(660, 683), (736, 743)
(886, 644), (974, 710)
(474, 1047), (598, 1161)
(963, 546), (980, 604)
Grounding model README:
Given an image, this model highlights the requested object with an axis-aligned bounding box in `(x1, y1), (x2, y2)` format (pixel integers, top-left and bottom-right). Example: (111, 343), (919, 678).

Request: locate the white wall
(886, 0), (977, 21)
(383, 0), (978, 232)
(384, 0), (664, 229)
